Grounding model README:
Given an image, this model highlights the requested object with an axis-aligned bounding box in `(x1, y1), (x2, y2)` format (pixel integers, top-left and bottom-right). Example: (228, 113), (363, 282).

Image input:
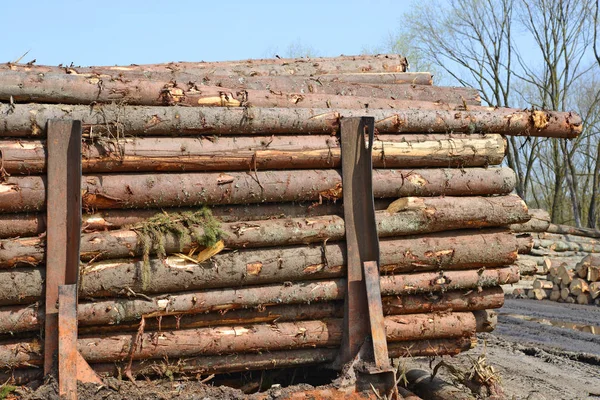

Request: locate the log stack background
(0, 54), (581, 385)
(511, 209), (600, 305)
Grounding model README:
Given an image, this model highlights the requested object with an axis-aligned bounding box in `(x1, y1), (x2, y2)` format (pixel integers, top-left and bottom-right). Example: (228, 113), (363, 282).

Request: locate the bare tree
(398, 0), (600, 227)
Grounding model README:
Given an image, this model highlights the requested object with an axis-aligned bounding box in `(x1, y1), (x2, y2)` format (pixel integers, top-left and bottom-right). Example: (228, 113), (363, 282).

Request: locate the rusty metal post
(58, 284), (78, 399)
(338, 117), (380, 365)
(336, 117), (398, 399)
(44, 120), (82, 375)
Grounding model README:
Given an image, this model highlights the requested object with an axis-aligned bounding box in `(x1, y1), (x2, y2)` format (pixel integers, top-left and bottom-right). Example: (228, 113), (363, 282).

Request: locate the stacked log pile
(0, 54), (581, 385)
(511, 210), (600, 304)
(527, 255), (600, 305)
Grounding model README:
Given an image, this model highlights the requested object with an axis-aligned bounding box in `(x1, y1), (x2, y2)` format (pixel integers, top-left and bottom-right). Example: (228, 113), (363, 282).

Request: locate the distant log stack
(0, 54), (582, 384)
(510, 209), (600, 305)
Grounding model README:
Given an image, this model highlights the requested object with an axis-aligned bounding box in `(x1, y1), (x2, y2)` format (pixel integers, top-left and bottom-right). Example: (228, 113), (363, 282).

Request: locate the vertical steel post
(44, 120), (82, 389)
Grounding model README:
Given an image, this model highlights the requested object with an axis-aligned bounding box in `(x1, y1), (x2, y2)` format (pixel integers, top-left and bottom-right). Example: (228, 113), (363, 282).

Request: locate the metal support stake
(58, 285), (78, 400)
(45, 120), (101, 399)
(45, 120), (83, 375)
(336, 117), (398, 399)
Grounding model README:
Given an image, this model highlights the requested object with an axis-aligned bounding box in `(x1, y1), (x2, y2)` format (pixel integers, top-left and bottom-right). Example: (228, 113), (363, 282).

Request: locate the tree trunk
(0, 313), (476, 367)
(534, 239), (600, 253)
(0, 103), (581, 139)
(0, 337), (474, 385)
(0, 196), (527, 267)
(0, 167), (517, 213)
(547, 223), (600, 239)
(3, 54), (411, 76)
(536, 233), (600, 246)
(510, 209), (551, 233)
(0, 287), (504, 335)
(0, 231), (520, 302)
(0, 71), (476, 107)
(0, 134), (506, 175)
(74, 266), (519, 327)
(0, 202), (354, 239)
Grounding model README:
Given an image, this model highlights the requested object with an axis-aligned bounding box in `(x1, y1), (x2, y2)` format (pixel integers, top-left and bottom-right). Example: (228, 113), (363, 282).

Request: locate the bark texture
(0, 313), (476, 367)
(2, 54), (411, 76)
(73, 266), (519, 327)
(0, 337), (474, 384)
(0, 71), (476, 106)
(0, 287), (503, 335)
(0, 103), (581, 138)
(0, 167), (516, 212)
(0, 230), (519, 302)
(0, 134), (506, 174)
(0, 196), (527, 267)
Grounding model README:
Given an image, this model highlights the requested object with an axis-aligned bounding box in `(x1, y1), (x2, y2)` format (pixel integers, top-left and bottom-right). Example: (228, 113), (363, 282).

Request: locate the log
(564, 295), (576, 304)
(547, 223), (600, 239)
(589, 282), (600, 299)
(529, 249), (588, 258)
(472, 310), (497, 332)
(510, 209), (551, 233)
(588, 266), (600, 282)
(533, 279), (554, 290)
(576, 262), (588, 279)
(549, 290), (561, 301)
(515, 259), (539, 276)
(569, 278), (589, 296)
(0, 233), (519, 300)
(0, 201), (355, 239)
(0, 103), (581, 139)
(0, 167), (516, 213)
(0, 71), (478, 106)
(3, 54), (411, 76)
(558, 264), (576, 285)
(577, 293), (592, 305)
(75, 266), (519, 327)
(0, 134), (506, 175)
(0, 287), (504, 335)
(560, 287), (571, 300)
(405, 369), (477, 400)
(529, 288), (550, 300)
(516, 234), (533, 254)
(0, 313), (476, 367)
(78, 230), (520, 298)
(536, 232), (600, 245)
(0, 337), (474, 385)
(534, 239), (600, 253)
(0, 196), (526, 267)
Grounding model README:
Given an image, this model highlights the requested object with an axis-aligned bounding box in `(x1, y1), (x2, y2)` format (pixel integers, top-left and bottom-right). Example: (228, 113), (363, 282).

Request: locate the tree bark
(74, 266), (519, 327)
(0, 196), (527, 267)
(3, 54), (411, 76)
(0, 313), (476, 367)
(547, 223), (600, 239)
(0, 167), (517, 213)
(0, 103), (581, 139)
(534, 239), (600, 253)
(0, 71), (476, 107)
(0, 230), (520, 301)
(535, 233), (600, 246)
(0, 337), (474, 385)
(510, 209), (551, 233)
(0, 202), (354, 239)
(0, 134), (506, 175)
(0, 287), (504, 335)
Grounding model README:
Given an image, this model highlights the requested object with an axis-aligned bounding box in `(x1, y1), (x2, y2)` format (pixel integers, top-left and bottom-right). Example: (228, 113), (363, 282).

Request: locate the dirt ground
(411, 298), (600, 400)
(9, 298), (600, 400)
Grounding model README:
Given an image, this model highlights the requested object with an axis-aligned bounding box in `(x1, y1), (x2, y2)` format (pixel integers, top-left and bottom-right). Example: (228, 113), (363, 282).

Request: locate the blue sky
(1, 1), (410, 65)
